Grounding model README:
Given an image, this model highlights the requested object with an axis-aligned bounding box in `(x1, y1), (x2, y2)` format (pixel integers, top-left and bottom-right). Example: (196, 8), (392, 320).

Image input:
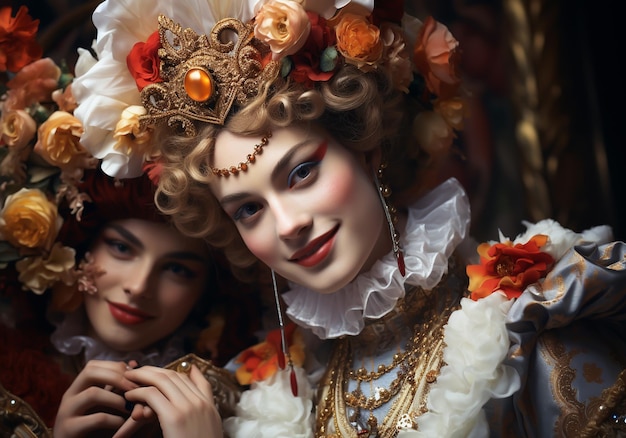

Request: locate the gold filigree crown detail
(140, 15), (280, 136)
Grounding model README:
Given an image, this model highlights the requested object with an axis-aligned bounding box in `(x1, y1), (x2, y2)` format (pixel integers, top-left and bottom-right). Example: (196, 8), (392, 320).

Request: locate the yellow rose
(0, 188), (60, 250)
(34, 111), (86, 168)
(434, 97), (466, 130)
(255, 0), (311, 60)
(412, 110), (454, 155)
(335, 13), (383, 71)
(16, 243), (76, 295)
(113, 105), (152, 156)
(1, 109), (37, 150)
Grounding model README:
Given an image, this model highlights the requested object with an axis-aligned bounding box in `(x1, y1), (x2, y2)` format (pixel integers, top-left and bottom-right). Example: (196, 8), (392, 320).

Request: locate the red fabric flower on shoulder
(467, 234), (555, 300)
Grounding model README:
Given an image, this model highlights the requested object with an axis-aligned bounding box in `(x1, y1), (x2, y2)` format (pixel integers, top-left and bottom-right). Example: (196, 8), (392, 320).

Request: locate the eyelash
(287, 160), (320, 188)
(163, 262), (196, 279)
(105, 238), (133, 257)
(232, 158), (322, 223)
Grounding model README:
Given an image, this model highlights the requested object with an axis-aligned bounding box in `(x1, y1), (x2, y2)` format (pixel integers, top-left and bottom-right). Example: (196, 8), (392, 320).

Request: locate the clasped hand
(53, 360), (223, 438)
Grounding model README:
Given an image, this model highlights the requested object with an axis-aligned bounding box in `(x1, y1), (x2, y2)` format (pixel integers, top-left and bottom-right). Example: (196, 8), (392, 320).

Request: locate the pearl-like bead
(184, 68), (213, 102)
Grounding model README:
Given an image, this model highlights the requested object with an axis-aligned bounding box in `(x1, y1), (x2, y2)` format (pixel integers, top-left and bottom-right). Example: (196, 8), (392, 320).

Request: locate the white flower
(500, 219), (613, 261)
(75, 44), (98, 78)
(223, 366), (314, 437)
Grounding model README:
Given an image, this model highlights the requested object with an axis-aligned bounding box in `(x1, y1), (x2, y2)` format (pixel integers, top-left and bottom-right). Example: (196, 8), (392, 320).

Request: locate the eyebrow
(104, 224), (206, 262)
(219, 138), (318, 206)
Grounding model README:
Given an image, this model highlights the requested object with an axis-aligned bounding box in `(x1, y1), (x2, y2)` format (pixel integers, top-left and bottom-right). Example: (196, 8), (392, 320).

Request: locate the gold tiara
(139, 15), (280, 136)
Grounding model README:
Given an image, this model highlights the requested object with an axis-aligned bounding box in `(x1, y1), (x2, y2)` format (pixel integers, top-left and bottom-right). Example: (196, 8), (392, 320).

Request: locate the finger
(124, 386), (171, 416)
(129, 401), (156, 422)
(111, 416), (146, 438)
(67, 360), (138, 396)
(57, 411), (126, 437)
(125, 367), (193, 402)
(189, 365), (213, 399)
(62, 386), (129, 418)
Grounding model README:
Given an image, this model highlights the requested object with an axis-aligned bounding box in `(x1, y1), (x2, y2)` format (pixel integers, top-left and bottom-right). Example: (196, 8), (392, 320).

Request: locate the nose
(123, 259), (153, 298)
(271, 197), (312, 240)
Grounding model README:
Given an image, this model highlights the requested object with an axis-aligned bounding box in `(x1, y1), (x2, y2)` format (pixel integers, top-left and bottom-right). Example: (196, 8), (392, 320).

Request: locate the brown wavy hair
(156, 65), (446, 280)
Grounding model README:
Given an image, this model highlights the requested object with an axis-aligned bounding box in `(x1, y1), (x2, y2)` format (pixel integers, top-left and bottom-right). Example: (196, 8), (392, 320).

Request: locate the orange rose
(0, 188), (60, 250)
(4, 57), (61, 110)
(34, 111), (86, 170)
(413, 16), (460, 99)
(335, 13), (383, 71)
(0, 6), (42, 73)
(52, 83), (77, 113)
(255, 0), (311, 60)
(235, 323), (305, 385)
(1, 109), (37, 150)
(467, 234), (555, 300)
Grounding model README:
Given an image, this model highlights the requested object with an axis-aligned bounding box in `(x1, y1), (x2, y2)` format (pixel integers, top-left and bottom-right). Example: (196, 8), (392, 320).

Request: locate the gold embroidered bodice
(315, 256), (467, 438)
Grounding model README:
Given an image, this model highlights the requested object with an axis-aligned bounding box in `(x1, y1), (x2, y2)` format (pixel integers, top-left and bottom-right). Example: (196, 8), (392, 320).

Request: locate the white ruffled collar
(283, 178), (471, 339)
(49, 308), (188, 367)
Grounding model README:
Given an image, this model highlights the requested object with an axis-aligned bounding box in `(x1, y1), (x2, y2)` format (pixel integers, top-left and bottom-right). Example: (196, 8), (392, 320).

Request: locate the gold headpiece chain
(210, 133), (272, 177)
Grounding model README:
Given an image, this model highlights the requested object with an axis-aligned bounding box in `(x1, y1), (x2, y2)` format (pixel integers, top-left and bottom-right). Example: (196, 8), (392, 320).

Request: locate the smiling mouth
(108, 302), (154, 325)
(289, 225), (339, 267)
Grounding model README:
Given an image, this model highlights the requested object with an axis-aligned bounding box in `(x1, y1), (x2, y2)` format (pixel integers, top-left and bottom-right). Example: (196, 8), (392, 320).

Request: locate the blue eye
(233, 202), (262, 221)
(287, 160), (320, 188)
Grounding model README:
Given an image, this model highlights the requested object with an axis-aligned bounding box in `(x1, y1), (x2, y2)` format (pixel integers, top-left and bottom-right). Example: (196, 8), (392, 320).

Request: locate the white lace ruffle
(49, 309), (187, 367)
(283, 178), (471, 339)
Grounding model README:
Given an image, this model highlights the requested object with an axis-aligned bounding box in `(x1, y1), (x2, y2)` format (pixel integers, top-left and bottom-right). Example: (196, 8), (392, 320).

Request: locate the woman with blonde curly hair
(73, 0), (626, 436)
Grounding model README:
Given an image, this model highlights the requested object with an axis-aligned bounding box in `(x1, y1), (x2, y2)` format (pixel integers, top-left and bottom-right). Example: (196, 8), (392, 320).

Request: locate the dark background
(5, 0), (624, 242)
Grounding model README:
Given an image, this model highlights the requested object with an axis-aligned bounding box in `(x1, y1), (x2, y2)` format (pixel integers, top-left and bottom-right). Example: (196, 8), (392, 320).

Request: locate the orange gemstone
(184, 68), (213, 102)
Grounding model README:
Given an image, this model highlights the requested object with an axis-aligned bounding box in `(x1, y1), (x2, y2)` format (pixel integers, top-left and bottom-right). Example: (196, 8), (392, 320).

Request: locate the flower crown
(72, 0), (466, 179)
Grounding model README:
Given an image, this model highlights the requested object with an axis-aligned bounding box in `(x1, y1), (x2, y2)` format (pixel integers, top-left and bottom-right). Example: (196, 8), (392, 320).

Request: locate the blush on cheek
(319, 170), (361, 211)
(242, 232), (277, 265)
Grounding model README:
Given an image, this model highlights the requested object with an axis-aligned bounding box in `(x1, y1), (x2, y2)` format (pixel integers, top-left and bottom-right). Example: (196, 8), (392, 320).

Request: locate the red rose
(289, 12), (336, 86)
(126, 31), (163, 91)
(467, 234), (555, 300)
(0, 6), (42, 73)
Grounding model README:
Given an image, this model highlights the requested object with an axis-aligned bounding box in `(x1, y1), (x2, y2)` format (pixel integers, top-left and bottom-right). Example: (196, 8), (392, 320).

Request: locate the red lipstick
(108, 302), (153, 325)
(289, 225), (339, 267)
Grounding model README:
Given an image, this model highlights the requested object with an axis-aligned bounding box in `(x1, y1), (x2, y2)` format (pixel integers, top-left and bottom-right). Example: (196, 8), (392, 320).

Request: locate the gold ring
(177, 360), (192, 374)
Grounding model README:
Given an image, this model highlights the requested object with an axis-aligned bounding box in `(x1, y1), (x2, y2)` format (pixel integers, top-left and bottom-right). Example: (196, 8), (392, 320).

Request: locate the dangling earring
(373, 164), (406, 276)
(271, 270), (298, 396)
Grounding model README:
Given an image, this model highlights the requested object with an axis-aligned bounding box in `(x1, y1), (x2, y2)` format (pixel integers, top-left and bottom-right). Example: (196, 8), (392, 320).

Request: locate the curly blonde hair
(156, 66), (445, 280)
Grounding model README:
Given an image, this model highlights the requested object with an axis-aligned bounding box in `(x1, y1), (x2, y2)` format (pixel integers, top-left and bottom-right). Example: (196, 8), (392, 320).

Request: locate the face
(210, 125), (390, 294)
(84, 219), (210, 352)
